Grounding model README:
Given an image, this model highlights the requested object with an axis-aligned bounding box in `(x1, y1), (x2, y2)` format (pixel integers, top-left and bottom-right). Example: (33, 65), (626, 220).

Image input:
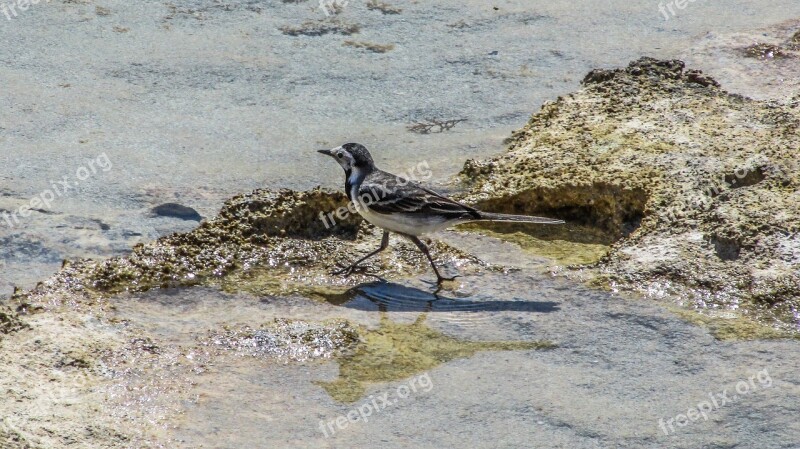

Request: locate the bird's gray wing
(358, 171), (480, 220)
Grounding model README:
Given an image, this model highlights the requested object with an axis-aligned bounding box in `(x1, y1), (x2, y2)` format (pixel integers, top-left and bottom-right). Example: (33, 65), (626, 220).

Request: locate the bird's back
(351, 169), (479, 235)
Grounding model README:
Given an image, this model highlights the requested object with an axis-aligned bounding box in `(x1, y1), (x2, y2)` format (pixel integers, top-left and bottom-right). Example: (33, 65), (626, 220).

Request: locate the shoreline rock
(459, 57), (800, 331)
(12, 188), (486, 309)
(9, 58), (799, 335)
(3, 56), (798, 449)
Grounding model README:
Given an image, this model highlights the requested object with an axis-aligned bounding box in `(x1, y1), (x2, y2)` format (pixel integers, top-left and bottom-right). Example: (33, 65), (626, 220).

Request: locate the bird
(318, 143), (564, 284)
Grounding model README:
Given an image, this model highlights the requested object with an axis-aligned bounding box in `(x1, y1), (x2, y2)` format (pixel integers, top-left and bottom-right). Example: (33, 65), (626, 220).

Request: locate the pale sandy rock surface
(461, 57), (800, 332)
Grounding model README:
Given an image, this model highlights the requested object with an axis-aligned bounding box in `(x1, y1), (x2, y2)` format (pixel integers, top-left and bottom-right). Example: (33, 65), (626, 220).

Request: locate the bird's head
(318, 143), (375, 174)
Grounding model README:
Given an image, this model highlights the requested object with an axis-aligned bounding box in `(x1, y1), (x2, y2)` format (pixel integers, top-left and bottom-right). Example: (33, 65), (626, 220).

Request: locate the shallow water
(2, 1), (800, 448)
(101, 242), (799, 448)
(2, 0), (800, 292)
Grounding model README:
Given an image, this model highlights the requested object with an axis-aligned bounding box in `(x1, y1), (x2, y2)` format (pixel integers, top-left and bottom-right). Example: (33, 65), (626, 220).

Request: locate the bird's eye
(337, 153), (344, 159)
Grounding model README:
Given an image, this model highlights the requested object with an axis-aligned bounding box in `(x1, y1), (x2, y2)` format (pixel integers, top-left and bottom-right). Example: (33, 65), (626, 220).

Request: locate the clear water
(2, 0), (799, 292)
(2, 1), (800, 448)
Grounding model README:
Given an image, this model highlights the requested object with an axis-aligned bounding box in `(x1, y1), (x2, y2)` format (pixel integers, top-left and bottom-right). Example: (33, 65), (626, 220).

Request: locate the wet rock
(203, 318), (360, 362)
(741, 43), (793, 59)
(459, 57), (800, 331)
(11, 59), (797, 335)
(151, 203), (202, 221)
(787, 29), (800, 50)
(317, 314), (554, 402)
(683, 20), (800, 101)
(14, 188), (486, 304)
(684, 69), (721, 88)
(279, 19), (360, 36)
(0, 306), (26, 336)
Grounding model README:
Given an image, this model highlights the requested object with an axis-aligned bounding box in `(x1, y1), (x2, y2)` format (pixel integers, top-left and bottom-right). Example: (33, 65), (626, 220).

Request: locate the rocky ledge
(6, 58), (798, 337)
(459, 57), (800, 331)
(9, 188), (485, 315)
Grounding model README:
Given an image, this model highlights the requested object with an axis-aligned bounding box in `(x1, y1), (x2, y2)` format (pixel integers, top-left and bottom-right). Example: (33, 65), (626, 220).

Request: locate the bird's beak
(317, 149), (333, 156)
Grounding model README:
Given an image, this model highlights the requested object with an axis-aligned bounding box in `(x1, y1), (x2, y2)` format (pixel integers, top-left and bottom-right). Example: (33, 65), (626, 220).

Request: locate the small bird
(318, 143), (564, 284)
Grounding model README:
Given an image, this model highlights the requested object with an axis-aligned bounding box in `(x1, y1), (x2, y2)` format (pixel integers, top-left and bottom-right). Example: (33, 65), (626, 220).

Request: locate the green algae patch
(457, 222), (611, 266)
(219, 266), (359, 300)
(669, 307), (797, 341)
(317, 314), (555, 403)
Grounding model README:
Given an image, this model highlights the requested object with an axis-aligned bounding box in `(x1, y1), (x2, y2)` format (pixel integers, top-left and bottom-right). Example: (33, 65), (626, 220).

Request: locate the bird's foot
(332, 262), (376, 278)
(421, 274), (461, 293)
(431, 275), (461, 297)
(436, 274), (460, 284)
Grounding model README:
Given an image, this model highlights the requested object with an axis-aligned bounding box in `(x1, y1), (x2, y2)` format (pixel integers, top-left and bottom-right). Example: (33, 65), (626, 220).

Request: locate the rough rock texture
(0, 305), (26, 337)
(4, 57), (800, 448)
(460, 57), (800, 330)
(13, 188), (484, 308)
(0, 189), (499, 448)
(203, 318), (361, 362)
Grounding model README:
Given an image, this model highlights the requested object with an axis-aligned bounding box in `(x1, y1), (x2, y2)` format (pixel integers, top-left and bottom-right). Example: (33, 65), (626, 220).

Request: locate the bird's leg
(406, 235), (459, 284)
(334, 231), (390, 277)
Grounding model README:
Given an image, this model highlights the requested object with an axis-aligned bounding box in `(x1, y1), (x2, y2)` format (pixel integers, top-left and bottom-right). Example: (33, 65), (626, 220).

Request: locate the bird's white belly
(352, 191), (450, 236)
(359, 206), (448, 236)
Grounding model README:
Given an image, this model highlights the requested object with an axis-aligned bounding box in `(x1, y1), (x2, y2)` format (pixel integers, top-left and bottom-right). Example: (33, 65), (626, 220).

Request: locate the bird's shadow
(317, 281), (560, 314)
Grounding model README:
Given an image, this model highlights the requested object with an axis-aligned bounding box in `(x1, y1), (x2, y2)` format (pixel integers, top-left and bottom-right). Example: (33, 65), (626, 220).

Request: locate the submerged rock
(459, 57), (800, 331)
(683, 19), (800, 101)
(151, 203), (203, 221)
(203, 318), (360, 362)
(316, 314), (554, 402)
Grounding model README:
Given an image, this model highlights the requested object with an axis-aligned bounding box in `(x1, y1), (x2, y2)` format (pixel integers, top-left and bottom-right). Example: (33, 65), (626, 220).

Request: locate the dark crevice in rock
(473, 183), (648, 242)
(724, 166), (766, 189)
(709, 236), (742, 262)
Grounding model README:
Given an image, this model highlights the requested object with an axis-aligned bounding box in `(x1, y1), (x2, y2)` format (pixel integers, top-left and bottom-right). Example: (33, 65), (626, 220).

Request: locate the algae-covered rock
(316, 314), (555, 402)
(459, 57), (800, 330)
(11, 59), (798, 335)
(13, 188), (485, 307)
(0, 305), (26, 336)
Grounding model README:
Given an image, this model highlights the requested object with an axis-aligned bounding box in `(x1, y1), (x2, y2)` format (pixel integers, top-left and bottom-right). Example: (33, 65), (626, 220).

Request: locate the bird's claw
(436, 274), (460, 284)
(333, 262), (375, 278)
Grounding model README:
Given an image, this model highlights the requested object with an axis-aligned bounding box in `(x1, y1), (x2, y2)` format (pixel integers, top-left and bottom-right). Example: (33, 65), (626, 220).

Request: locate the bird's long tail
(475, 212), (564, 224)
